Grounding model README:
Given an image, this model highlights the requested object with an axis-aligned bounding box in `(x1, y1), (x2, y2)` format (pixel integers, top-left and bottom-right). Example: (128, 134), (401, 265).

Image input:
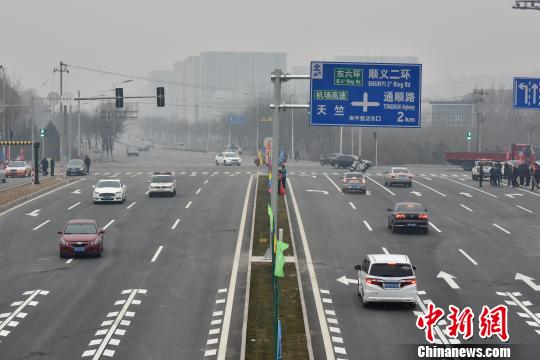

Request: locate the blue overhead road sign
(228, 115), (246, 125)
(310, 62), (422, 128)
(513, 77), (540, 109)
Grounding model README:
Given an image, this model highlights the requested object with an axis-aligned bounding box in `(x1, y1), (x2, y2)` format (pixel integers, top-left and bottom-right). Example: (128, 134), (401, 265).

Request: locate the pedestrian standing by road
(281, 164), (287, 190)
(478, 165), (484, 187)
(84, 155), (91, 174)
(504, 163), (511, 186)
(525, 164), (531, 187)
(531, 163), (538, 191)
(519, 163), (526, 186)
(50, 158), (55, 177)
(489, 166), (496, 187)
(496, 162), (503, 186)
(41, 157), (48, 176)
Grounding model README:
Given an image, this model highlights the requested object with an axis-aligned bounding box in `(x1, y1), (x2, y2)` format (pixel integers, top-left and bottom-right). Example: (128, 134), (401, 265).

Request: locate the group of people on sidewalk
(39, 155), (92, 176)
(478, 161), (540, 191)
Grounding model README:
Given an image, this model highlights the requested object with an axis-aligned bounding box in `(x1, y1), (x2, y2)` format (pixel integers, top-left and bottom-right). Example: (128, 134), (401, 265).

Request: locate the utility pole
(256, 101), (260, 154)
(351, 127), (354, 155)
(374, 131), (378, 166)
(473, 89), (488, 152)
(77, 90), (81, 157)
(291, 108), (294, 160)
(1, 66), (6, 163)
(31, 97), (35, 168)
(358, 128), (362, 157)
(53, 61), (69, 163)
(340, 126), (343, 153)
(68, 102), (72, 160)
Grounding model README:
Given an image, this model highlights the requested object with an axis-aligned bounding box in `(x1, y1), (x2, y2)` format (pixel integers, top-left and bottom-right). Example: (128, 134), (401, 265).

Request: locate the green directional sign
(334, 68), (363, 86)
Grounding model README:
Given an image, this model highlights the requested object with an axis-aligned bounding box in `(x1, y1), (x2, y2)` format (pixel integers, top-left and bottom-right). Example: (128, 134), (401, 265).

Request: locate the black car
(320, 153), (341, 166)
(387, 202), (429, 234)
(66, 159), (87, 176)
(331, 155), (357, 169)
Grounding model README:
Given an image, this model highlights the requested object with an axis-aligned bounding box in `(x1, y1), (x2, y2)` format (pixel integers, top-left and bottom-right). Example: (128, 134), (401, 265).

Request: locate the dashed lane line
(0, 290), (49, 338)
(493, 223), (511, 234)
(150, 246), (164, 263)
(365, 175), (396, 196)
(348, 202), (356, 210)
(324, 174), (342, 194)
(204, 179), (209, 184)
(363, 220), (373, 232)
(196, 188), (202, 195)
(458, 249), (478, 266)
(68, 202), (81, 210)
(33, 220), (50, 231)
(171, 219), (180, 230)
(103, 220), (115, 230)
(185, 201), (192, 209)
(428, 222), (442, 233)
(516, 205), (534, 214)
(382, 247), (389, 254)
(66, 259), (73, 264)
(441, 176), (498, 198)
(460, 204), (473, 212)
(126, 202), (136, 210)
(412, 180), (447, 197)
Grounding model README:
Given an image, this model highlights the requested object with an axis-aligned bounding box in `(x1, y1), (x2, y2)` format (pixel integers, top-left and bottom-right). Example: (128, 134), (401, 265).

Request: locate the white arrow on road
(411, 191), (422, 197)
(26, 209), (41, 217)
(71, 189), (81, 194)
(460, 192), (473, 198)
(306, 190), (329, 195)
(366, 190), (372, 196)
(515, 273), (540, 291)
(337, 276), (358, 286)
(505, 193), (524, 199)
(437, 271), (460, 289)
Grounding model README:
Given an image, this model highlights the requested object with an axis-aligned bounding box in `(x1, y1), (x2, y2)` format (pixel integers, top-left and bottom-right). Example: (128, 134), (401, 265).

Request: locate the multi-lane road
(1, 148), (540, 359)
(287, 162), (540, 359)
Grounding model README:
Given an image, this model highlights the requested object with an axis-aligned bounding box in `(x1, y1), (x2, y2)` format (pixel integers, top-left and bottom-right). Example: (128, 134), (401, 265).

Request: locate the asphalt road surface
(0, 148), (254, 359)
(286, 161), (540, 360)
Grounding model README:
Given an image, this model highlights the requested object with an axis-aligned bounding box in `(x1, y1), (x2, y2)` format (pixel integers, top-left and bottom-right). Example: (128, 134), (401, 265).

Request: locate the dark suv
(320, 153), (341, 166)
(331, 155), (357, 169)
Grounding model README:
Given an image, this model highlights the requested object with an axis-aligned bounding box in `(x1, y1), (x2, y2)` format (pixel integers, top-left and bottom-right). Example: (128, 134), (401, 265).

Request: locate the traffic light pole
(33, 142), (40, 184)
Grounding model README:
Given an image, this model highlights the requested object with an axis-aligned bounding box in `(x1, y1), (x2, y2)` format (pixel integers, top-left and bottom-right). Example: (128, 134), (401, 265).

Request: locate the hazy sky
(1, 0), (539, 99)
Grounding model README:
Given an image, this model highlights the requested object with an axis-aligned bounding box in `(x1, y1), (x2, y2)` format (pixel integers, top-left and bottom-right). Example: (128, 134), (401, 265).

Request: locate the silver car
(340, 172), (367, 193)
(0, 168), (6, 183)
(384, 167), (413, 187)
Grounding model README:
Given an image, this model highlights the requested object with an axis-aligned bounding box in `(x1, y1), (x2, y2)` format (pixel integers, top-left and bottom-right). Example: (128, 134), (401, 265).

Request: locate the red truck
(444, 144), (535, 171)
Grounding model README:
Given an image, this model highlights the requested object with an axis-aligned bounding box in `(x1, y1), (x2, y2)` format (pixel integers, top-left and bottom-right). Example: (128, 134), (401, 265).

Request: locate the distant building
(430, 95), (473, 127)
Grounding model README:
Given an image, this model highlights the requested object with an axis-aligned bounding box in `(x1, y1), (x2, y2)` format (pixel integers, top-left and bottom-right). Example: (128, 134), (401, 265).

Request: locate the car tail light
(365, 277), (383, 287)
(391, 175), (395, 178)
(409, 175), (413, 179)
(401, 278), (417, 287)
(342, 178), (348, 183)
(419, 213), (428, 220)
(361, 179), (366, 184)
(396, 213), (406, 219)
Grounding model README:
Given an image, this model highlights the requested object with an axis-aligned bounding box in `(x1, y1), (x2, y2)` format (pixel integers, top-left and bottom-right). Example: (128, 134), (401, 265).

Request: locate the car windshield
(393, 168), (409, 173)
(369, 263), (414, 277)
(224, 152), (237, 158)
(345, 173), (364, 179)
(10, 161), (26, 167)
(97, 181), (121, 188)
(67, 160), (83, 167)
(396, 203), (425, 212)
(64, 223), (97, 234)
(151, 176), (172, 183)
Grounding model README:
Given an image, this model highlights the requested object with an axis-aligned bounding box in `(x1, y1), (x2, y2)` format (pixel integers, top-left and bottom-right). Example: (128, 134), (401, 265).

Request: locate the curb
(0, 178), (77, 213)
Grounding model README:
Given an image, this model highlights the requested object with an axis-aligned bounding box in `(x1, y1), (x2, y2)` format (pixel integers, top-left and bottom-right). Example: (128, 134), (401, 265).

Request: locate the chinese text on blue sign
(513, 77), (540, 110)
(310, 62), (422, 128)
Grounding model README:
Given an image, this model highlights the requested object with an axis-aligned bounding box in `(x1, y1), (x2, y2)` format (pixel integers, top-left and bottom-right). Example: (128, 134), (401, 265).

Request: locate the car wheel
(391, 222), (397, 233)
(216, 161), (219, 166)
(320, 161), (324, 166)
(408, 183), (412, 188)
(59, 252), (66, 258)
(423, 228), (429, 235)
(388, 182), (392, 187)
(148, 193), (153, 197)
(237, 164), (241, 166)
(409, 302), (417, 309)
(341, 189), (346, 193)
(333, 163), (339, 169)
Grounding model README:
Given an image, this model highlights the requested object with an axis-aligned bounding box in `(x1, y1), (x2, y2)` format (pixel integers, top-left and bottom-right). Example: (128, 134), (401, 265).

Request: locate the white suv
(355, 254), (417, 308)
(472, 160), (494, 180)
(216, 152), (242, 166)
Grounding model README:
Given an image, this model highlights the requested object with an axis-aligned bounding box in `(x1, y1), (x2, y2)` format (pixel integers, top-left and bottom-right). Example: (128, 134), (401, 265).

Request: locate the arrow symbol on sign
(515, 273), (540, 291)
(411, 191), (422, 197)
(519, 83), (530, 105)
(26, 209), (41, 217)
(460, 192), (472, 198)
(306, 190), (329, 195)
(532, 83), (539, 105)
(337, 275), (358, 286)
(505, 193), (523, 199)
(71, 189), (81, 194)
(437, 271), (460, 289)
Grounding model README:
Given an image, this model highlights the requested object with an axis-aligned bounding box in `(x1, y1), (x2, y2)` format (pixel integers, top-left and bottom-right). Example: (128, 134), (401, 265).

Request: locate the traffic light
(466, 131), (472, 140)
(157, 87), (165, 107)
(40, 129), (46, 138)
(115, 88), (124, 108)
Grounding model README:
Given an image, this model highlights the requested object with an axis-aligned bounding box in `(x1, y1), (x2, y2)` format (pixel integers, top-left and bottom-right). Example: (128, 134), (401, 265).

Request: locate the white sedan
(5, 160), (32, 178)
(92, 179), (127, 203)
(215, 152), (242, 166)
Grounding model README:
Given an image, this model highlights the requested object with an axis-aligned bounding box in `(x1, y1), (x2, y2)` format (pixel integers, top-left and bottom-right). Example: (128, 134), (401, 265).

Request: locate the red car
(58, 219), (105, 258)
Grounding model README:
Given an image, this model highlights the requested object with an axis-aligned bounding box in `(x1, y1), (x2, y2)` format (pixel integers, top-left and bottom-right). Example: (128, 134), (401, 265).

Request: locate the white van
(177, 142), (185, 150)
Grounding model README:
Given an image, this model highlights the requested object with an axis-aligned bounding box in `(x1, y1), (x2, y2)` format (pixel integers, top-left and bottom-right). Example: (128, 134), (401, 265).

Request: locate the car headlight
(93, 192), (99, 197)
(115, 191), (122, 195)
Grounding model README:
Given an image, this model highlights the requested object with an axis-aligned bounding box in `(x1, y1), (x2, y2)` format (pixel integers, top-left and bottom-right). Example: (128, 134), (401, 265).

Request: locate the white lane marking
(125, 172), (132, 175)
(180, 172), (186, 175)
(0, 290), (45, 335)
(428, 222), (442, 233)
(217, 175), (253, 360)
(150, 246), (164, 263)
(458, 249), (478, 266)
(324, 174), (342, 194)
(505, 292), (540, 326)
(126, 202), (136, 209)
(516, 205), (534, 214)
(419, 173), (426, 177)
(441, 177), (498, 198)
(68, 202), (81, 210)
(376, 173), (382, 176)
(136, 172), (143, 175)
(185, 201), (192, 209)
(437, 271), (460, 289)
(218, 288), (227, 293)
(413, 180), (447, 197)
(103, 219), (115, 230)
(66, 259), (73, 264)
(205, 349), (217, 356)
(171, 219), (180, 230)
(103, 173), (110, 175)
(196, 188), (202, 195)
(382, 247), (389, 254)
(363, 221), (373, 232)
(130, 174), (137, 178)
(516, 187), (540, 198)
(33, 220), (50, 231)
(493, 223), (511, 234)
(460, 204), (473, 212)
(365, 175), (396, 196)
(93, 173), (100, 175)
(89, 290), (139, 360)
(288, 181), (335, 360)
(348, 202), (356, 210)
(0, 179), (84, 219)
(71, 189), (82, 194)
(423, 177), (432, 181)
(204, 179), (209, 184)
